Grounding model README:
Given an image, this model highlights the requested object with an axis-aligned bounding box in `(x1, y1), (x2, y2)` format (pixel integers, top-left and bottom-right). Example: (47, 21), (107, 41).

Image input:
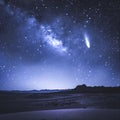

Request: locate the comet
(84, 34), (90, 48)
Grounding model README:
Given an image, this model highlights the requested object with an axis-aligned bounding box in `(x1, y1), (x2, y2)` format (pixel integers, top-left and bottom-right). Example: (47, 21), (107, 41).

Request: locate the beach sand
(0, 108), (120, 120)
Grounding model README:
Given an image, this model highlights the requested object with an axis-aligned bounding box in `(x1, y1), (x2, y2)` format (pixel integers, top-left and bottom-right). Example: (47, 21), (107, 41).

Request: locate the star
(40, 25), (67, 53)
(0, 0), (119, 90)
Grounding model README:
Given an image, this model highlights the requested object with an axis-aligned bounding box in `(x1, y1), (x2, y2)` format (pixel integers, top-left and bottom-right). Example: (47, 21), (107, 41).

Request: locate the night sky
(0, 0), (120, 90)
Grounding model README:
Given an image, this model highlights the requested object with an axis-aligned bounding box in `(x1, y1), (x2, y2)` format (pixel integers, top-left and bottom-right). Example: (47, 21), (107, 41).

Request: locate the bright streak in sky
(46, 35), (62, 47)
(84, 34), (90, 48)
(45, 35), (67, 53)
(40, 25), (67, 53)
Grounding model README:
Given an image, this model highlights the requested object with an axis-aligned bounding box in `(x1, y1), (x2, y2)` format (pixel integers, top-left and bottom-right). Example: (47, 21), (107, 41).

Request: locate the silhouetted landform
(0, 84), (120, 94)
(72, 84), (120, 93)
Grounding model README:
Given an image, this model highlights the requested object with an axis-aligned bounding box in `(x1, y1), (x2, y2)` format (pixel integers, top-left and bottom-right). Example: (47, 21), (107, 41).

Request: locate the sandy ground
(1, 92), (120, 114)
(0, 108), (120, 120)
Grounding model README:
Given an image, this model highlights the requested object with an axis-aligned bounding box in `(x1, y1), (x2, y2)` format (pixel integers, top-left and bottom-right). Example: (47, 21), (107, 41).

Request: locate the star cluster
(0, 0), (120, 90)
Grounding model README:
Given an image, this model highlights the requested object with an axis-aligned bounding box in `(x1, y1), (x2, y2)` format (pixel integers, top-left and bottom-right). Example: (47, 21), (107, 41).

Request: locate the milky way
(0, 0), (120, 90)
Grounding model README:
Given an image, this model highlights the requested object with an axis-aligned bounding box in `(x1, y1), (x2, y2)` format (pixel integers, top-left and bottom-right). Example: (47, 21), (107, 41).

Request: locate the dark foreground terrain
(0, 87), (120, 114)
(0, 86), (120, 120)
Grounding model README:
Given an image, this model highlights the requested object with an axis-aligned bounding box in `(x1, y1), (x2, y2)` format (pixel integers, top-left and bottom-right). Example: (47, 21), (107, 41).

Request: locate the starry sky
(0, 0), (120, 90)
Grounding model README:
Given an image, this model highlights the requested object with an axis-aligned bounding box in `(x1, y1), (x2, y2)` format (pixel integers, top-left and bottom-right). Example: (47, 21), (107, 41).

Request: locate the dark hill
(73, 84), (120, 93)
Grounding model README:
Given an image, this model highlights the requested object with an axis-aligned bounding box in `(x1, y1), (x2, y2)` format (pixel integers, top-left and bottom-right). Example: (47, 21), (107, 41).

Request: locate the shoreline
(0, 108), (120, 120)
